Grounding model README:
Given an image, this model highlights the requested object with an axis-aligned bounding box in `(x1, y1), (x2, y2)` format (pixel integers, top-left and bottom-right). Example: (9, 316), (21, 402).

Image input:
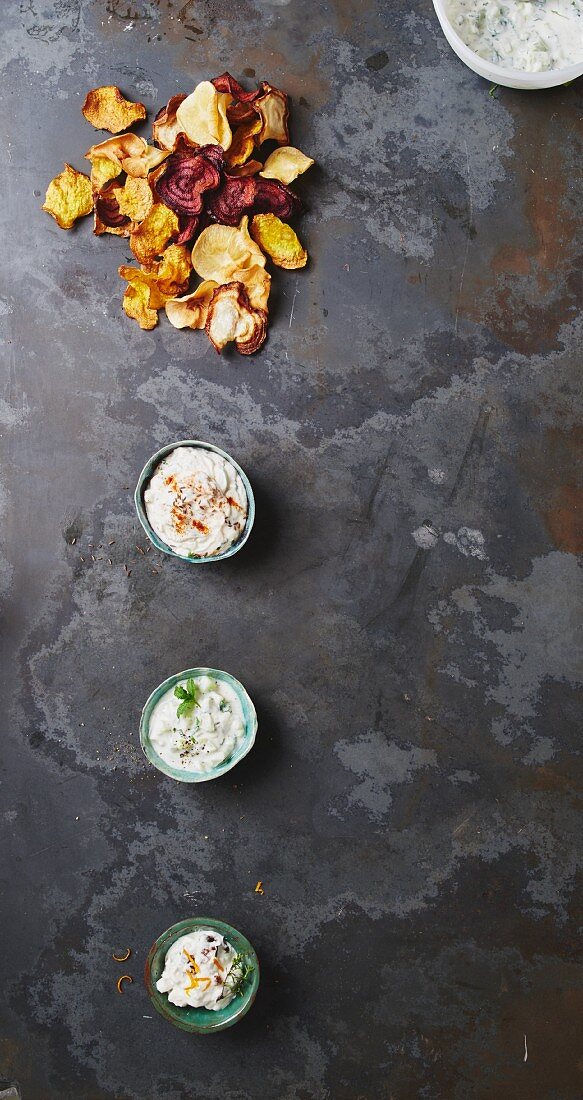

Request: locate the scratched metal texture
(0, 1), (582, 1097)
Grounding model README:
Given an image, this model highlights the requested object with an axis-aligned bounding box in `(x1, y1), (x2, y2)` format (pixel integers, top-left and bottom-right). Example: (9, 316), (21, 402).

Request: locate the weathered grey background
(1, 1), (582, 1097)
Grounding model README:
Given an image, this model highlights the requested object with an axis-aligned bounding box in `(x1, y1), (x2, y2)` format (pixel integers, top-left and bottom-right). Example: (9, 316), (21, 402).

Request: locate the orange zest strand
(116, 974), (133, 993)
(112, 947), (131, 962)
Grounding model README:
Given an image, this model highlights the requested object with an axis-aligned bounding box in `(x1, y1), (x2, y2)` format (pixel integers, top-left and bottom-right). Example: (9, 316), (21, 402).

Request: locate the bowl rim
(134, 438), (255, 563)
(144, 915), (260, 1033)
(432, 0), (583, 89)
(140, 666), (258, 783)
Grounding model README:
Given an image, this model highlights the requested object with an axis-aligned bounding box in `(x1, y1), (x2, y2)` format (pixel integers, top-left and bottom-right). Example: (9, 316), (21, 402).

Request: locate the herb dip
(148, 673), (245, 773)
(156, 928), (236, 1009)
(144, 446), (247, 557)
(446, 0), (583, 70)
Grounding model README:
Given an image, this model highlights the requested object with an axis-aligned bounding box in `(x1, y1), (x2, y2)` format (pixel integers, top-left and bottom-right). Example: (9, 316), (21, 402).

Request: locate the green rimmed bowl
(140, 667), (257, 783)
(134, 439), (255, 563)
(145, 916), (260, 1033)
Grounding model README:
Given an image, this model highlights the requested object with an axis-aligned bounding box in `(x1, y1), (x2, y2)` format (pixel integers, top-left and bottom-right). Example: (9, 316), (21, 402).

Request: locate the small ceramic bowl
(134, 439), (255, 563)
(140, 666), (257, 783)
(145, 916), (260, 1033)
(432, 0), (583, 89)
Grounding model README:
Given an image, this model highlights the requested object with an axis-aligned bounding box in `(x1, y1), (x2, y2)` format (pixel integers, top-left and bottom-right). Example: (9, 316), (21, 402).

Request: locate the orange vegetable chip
(152, 94), (187, 151)
(260, 146), (314, 185)
(115, 176), (154, 223)
(205, 281), (268, 355)
(191, 217), (265, 282)
(255, 83), (289, 145)
(42, 164), (93, 229)
(129, 202), (179, 265)
(226, 117), (262, 169)
(175, 81), (232, 151)
(227, 159), (263, 178)
(165, 280), (218, 330)
(250, 213), (307, 270)
(82, 86), (146, 133)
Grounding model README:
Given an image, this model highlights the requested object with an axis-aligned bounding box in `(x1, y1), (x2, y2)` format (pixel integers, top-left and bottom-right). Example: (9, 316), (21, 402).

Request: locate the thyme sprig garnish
(223, 952), (254, 998)
(174, 677), (199, 720)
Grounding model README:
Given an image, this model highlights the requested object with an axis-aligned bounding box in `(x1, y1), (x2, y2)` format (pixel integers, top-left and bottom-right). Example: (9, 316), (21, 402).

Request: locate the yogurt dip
(144, 446), (248, 558)
(156, 928), (237, 1010)
(446, 0), (583, 71)
(148, 673), (245, 773)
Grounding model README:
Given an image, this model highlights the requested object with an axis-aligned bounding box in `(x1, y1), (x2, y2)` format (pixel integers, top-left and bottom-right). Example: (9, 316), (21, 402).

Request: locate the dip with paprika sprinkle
(143, 444), (248, 557)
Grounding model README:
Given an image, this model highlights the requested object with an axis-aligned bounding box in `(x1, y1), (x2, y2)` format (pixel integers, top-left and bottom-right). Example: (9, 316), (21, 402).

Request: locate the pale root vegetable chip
(85, 133), (145, 179)
(260, 146), (314, 185)
(205, 281), (268, 354)
(165, 280), (218, 329)
(115, 176), (154, 223)
(250, 213), (307, 270)
(129, 202), (179, 264)
(176, 81), (232, 151)
(231, 264), (271, 310)
(122, 145), (168, 178)
(82, 86), (146, 133)
(152, 94), (187, 151)
(255, 83), (289, 144)
(191, 216), (265, 282)
(42, 164), (93, 229)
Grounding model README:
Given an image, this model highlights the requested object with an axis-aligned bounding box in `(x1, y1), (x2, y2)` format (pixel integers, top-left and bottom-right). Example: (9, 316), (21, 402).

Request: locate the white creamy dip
(156, 928), (237, 1010)
(149, 673), (245, 773)
(144, 446), (247, 557)
(446, 0), (583, 70)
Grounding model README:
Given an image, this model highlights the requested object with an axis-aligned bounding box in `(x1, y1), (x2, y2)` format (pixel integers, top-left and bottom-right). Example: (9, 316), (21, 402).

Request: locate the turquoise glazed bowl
(140, 667), (257, 783)
(134, 439), (255, 563)
(145, 916), (260, 1033)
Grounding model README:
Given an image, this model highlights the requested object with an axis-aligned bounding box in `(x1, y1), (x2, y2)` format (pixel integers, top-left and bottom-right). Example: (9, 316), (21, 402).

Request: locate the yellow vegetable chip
(205, 281), (268, 355)
(115, 176), (154, 223)
(89, 154), (121, 189)
(119, 244), (191, 328)
(175, 81), (232, 151)
(129, 202), (179, 265)
(260, 146), (314, 185)
(250, 213), (307, 270)
(42, 163), (93, 230)
(122, 284), (158, 330)
(82, 86), (146, 134)
(191, 217), (265, 282)
(255, 84), (289, 145)
(165, 281), (218, 330)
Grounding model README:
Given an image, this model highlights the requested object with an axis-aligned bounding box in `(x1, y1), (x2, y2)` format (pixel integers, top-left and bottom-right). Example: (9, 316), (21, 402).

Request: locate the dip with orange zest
(155, 928), (236, 1010)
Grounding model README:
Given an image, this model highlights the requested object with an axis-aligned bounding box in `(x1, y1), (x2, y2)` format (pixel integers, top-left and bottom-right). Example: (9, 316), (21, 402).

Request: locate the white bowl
(432, 0), (583, 89)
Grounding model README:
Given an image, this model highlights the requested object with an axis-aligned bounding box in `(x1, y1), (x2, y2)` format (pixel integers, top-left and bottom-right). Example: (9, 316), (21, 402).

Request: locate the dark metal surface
(1, 1), (582, 1097)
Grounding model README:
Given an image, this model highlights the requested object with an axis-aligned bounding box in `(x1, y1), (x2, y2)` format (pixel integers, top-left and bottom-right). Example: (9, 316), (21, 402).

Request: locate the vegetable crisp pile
(42, 77), (313, 355)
